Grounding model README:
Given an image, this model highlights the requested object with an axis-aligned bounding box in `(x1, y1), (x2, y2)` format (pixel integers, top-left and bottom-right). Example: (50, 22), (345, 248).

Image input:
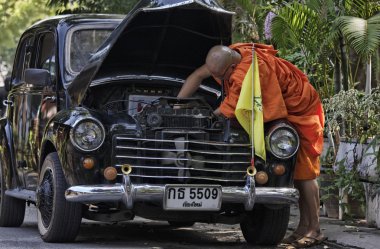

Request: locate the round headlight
(266, 126), (299, 159)
(70, 118), (105, 152)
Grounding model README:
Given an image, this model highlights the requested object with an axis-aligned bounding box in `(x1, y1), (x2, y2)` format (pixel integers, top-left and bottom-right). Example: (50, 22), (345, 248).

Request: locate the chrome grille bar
(116, 155), (249, 164)
(115, 145), (251, 156)
(116, 136), (251, 147)
(115, 164), (247, 173)
(123, 174), (246, 182)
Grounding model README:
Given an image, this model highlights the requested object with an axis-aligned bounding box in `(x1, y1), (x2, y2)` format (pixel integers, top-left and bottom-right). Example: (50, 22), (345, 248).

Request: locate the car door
(22, 30), (58, 190)
(6, 33), (35, 189)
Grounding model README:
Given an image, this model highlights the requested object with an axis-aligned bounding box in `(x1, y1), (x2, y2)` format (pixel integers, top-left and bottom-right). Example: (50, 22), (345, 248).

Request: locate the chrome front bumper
(65, 175), (299, 211)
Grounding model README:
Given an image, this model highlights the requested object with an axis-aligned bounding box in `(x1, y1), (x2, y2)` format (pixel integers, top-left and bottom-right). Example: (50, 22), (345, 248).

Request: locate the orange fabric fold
(218, 43), (324, 180)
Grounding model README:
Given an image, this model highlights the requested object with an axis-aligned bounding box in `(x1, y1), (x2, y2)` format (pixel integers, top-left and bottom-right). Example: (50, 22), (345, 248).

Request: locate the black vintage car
(0, 0), (299, 244)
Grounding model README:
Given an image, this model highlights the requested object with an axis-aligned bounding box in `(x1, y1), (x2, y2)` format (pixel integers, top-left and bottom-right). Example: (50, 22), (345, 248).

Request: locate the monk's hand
(173, 104), (181, 110)
(213, 107), (222, 116)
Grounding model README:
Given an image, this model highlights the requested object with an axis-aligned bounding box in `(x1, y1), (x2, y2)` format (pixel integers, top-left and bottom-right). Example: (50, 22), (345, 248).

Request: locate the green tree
(336, 9), (380, 94)
(226, 1), (337, 97)
(0, 0), (54, 73)
(230, 0), (290, 43)
(47, 0), (139, 14)
(269, 0), (379, 96)
(269, 0), (337, 96)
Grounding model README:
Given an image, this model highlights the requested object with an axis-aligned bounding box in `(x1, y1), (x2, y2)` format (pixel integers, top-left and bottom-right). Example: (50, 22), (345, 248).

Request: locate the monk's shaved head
(206, 46), (233, 72)
(205, 45), (241, 79)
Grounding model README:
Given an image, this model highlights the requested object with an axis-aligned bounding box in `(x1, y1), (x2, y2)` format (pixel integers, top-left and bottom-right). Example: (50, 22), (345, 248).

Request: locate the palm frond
(306, 0), (335, 19)
(345, 0), (380, 19)
(318, 20), (340, 54)
(336, 14), (380, 60)
(271, 15), (298, 48)
(271, 2), (326, 54)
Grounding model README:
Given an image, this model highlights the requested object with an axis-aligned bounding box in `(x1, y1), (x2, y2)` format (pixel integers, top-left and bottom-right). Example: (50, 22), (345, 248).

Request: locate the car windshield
(66, 28), (113, 75)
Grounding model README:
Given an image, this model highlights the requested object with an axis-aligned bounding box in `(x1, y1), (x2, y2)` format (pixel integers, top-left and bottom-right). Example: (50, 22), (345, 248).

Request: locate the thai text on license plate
(163, 185), (222, 211)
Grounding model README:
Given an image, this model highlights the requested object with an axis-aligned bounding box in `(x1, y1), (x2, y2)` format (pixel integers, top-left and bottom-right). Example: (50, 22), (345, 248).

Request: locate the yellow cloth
(235, 52), (266, 161)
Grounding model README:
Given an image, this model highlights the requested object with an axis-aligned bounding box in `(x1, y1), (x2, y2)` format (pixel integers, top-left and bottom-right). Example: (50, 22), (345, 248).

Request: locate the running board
(5, 189), (36, 202)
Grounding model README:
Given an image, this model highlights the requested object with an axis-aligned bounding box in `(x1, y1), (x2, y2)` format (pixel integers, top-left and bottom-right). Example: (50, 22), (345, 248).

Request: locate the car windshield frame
(64, 23), (117, 81)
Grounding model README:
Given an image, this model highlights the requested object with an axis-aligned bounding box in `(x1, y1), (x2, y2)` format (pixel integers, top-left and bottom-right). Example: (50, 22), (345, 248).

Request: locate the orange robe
(219, 43), (324, 180)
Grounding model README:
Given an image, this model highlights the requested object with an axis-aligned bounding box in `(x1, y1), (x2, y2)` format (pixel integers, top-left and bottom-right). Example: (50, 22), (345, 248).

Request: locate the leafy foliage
(334, 155), (365, 203)
(269, 1), (338, 96)
(335, 14), (380, 61)
(0, 0), (54, 71)
(343, 0), (380, 19)
(47, 0), (138, 14)
(323, 87), (380, 141)
(271, 2), (323, 52)
(228, 0), (289, 42)
(268, 0), (380, 96)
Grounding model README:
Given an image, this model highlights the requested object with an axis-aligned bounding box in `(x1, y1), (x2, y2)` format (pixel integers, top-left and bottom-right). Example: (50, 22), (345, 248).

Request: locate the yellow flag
(235, 52), (266, 161)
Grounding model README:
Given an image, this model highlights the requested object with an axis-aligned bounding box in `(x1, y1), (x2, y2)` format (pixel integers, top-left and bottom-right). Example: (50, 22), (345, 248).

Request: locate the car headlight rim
(69, 117), (105, 152)
(266, 125), (299, 159)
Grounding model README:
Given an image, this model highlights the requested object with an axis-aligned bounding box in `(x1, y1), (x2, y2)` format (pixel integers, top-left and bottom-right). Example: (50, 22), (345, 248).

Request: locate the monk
(177, 43), (325, 248)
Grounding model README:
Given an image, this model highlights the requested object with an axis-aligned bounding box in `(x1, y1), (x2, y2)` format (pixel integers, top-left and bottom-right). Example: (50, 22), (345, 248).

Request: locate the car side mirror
(4, 76), (11, 92)
(25, 68), (51, 87)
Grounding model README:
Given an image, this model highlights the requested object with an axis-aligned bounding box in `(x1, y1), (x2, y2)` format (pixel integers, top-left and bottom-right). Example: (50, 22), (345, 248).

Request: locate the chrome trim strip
(115, 146), (251, 155)
(142, 0), (235, 15)
(124, 174), (245, 182)
(116, 155), (249, 164)
(114, 164), (246, 173)
(116, 136), (251, 147)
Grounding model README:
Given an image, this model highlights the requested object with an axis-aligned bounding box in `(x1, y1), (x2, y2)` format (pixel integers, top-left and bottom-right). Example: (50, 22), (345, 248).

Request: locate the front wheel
(37, 152), (82, 242)
(240, 204), (290, 245)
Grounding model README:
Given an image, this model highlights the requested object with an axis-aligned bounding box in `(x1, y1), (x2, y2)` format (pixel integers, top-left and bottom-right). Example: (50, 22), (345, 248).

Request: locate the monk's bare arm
(177, 64), (211, 98)
(213, 107), (222, 116)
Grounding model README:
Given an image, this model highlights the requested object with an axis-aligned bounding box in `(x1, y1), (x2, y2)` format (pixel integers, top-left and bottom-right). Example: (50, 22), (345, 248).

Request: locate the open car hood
(67, 0), (233, 106)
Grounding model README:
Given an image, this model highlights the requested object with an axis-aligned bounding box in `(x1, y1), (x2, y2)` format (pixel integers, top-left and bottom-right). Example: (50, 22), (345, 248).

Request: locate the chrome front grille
(112, 131), (251, 186)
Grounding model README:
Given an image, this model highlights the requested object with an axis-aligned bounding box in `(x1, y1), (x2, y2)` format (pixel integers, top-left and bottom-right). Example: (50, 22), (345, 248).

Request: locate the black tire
(37, 152), (82, 242)
(0, 141), (25, 227)
(168, 221), (195, 227)
(240, 204), (290, 245)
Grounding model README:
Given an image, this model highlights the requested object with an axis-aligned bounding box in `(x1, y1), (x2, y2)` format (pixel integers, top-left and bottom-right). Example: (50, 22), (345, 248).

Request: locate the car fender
(0, 118), (21, 188)
(39, 107), (102, 186)
(39, 106), (95, 162)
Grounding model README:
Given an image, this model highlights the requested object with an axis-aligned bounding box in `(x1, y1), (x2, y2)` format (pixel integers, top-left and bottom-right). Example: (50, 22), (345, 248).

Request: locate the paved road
(0, 206), (361, 249)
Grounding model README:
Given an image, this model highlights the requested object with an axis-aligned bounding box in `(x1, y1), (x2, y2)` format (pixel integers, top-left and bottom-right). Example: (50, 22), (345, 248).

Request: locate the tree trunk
(334, 56), (342, 93)
(339, 34), (349, 91)
(365, 58), (371, 95)
(375, 50), (379, 87)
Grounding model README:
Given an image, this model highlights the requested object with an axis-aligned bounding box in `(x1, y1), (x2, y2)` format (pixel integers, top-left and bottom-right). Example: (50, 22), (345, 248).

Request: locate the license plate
(163, 185), (222, 211)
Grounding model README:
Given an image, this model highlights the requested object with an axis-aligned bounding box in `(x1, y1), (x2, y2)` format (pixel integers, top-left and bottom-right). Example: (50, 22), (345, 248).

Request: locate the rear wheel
(240, 204), (290, 245)
(37, 152), (82, 242)
(0, 138), (25, 227)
